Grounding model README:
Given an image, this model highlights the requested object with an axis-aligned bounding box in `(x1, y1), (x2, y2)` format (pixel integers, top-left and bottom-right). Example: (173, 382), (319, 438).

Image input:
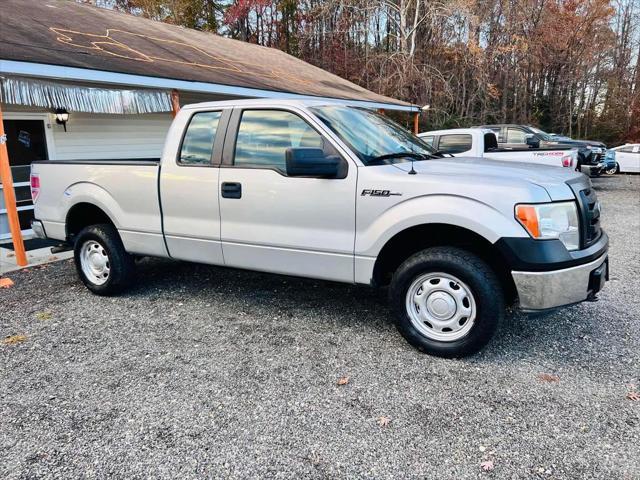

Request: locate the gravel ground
(1, 175), (639, 479)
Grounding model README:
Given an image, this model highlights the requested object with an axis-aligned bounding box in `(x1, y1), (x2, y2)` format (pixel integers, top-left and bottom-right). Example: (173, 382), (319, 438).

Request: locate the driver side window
(234, 110), (324, 173)
(506, 128), (527, 144)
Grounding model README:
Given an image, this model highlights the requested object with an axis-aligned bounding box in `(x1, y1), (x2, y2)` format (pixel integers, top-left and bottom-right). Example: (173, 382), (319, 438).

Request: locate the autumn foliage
(112, 0), (639, 143)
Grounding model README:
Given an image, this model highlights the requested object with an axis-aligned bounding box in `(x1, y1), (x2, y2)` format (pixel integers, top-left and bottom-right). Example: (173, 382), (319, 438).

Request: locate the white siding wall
(1, 107), (173, 241)
(52, 113), (173, 160)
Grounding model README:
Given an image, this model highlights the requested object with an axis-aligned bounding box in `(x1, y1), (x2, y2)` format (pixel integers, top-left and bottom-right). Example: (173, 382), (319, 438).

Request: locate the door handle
(221, 182), (242, 199)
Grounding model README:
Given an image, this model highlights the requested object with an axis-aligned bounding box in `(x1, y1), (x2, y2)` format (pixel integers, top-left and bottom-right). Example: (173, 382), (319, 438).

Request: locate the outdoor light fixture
(421, 104), (431, 112)
(55, 108), (69, 132)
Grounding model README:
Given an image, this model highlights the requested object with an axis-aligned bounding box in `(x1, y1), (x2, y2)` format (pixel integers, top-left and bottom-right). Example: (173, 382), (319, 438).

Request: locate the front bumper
(512, 252), (608, 311)
(580, 162), (605, 176)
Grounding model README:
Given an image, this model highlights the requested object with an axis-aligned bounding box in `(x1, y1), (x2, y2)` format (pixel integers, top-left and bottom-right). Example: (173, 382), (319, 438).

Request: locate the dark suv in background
(478, 124), (607, 176)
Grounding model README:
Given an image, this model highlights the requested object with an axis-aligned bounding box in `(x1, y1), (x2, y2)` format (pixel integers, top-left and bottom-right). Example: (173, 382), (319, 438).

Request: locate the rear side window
(438, 134), (472, 154)
(179, 111), (222, 165)
(234, 110), (323, 172)
(620, 145), (639, 153)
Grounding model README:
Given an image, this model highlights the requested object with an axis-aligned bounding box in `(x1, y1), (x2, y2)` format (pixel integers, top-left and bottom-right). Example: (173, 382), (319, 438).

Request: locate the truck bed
(31, 158), (166, 257)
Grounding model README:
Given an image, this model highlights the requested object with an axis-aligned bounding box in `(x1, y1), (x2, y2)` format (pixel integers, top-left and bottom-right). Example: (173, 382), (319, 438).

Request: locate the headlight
(515, 202), (580, 251)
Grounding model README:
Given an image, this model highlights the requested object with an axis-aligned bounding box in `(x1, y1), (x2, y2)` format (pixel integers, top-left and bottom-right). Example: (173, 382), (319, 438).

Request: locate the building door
(1, 116), (51, 239)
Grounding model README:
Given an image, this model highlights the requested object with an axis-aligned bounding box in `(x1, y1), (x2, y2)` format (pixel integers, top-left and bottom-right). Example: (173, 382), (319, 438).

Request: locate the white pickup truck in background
(419, 128), (578, 169)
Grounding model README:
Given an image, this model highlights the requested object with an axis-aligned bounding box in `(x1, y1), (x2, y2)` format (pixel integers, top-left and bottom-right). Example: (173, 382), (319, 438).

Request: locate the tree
(110, 0), (640, 142)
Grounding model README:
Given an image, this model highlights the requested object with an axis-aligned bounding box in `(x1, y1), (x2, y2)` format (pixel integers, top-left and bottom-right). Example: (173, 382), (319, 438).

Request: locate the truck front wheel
(389, 247), (504, 358)
(73, 224), (135, 296)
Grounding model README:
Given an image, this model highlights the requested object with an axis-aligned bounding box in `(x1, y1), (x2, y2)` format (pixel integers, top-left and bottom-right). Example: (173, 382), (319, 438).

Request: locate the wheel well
(66, 203), (114, 240)
(372, 224), (517, 302)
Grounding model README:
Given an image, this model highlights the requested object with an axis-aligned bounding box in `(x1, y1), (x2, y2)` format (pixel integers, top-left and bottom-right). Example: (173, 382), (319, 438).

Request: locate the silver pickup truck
(30, 99), (609, 358)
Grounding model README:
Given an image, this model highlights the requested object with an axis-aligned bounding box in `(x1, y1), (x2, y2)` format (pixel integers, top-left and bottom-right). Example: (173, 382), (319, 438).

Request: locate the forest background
(89, 0), (639, 144)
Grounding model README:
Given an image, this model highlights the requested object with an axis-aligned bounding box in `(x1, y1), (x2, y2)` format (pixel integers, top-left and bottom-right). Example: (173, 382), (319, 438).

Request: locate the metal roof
(0, 0), (415, 111)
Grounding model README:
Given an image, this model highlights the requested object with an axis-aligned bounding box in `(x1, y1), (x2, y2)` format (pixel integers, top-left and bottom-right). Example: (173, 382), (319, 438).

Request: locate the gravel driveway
(1, 175), (638, 479)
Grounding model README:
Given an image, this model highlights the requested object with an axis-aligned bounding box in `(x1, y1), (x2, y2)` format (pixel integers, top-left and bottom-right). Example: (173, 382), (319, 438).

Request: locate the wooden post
(171, 89), (180, 118)
(0, 105), (27, 267)
(412, 112), (420, 135)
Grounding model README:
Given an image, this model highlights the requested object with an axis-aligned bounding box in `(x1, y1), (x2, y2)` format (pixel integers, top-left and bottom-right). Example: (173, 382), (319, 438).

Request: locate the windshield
(310, 106), (435, 165)
(528, 126), (556, 141)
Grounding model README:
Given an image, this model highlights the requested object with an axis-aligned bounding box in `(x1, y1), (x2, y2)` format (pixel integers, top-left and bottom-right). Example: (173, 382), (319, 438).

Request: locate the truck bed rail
(32, 158), (160, 166)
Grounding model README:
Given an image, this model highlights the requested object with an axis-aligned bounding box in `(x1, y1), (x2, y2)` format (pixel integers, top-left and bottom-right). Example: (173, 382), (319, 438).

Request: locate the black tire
(73, 223), (135, 295)
(389, 247), (504, 358)
(604, 163), (619, 175)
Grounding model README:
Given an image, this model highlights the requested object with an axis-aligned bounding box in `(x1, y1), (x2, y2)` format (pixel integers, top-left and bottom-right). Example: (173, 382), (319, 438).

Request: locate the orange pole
(0, 105), (27, 266)
(412, 112), (420, 135)
(171, 89), (180, 118)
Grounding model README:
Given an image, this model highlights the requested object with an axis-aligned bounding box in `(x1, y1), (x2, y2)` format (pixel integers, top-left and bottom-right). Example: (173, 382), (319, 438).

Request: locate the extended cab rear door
(217, 106), (357, 282)
(159, 108), (231, 264)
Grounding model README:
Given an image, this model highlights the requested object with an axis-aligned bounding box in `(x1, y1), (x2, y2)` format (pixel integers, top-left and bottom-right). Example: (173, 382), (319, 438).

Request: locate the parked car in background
(477, 124), (606, 176)
(418, 128), (577, 168)
(603, 149), (618, 175)
(609, 144), (640, 173)
(30, 99), (609, 358)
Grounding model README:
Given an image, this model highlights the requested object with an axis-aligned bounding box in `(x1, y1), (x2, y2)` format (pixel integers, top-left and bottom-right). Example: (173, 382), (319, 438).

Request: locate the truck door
(159, 109), (229, 265)
(218, 108), (356, 282)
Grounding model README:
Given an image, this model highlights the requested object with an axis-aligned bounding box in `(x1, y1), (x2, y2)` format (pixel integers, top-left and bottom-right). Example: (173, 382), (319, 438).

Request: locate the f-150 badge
(361, 189), (402, 197)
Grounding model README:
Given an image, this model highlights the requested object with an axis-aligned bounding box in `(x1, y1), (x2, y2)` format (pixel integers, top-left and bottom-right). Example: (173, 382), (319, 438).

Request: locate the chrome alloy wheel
(80, 240), (110, 285)
(405, 272), (477, 342)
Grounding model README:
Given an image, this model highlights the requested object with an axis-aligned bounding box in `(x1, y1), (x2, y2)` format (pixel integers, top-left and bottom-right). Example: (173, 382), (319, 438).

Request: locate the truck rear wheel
(73, 224), (135, 296)
(389, 247), (504, 358)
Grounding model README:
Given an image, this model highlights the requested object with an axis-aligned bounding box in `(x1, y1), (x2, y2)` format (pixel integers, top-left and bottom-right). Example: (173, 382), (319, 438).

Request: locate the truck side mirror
(285, 148), (346, 178)
(525, 134), (540, 149)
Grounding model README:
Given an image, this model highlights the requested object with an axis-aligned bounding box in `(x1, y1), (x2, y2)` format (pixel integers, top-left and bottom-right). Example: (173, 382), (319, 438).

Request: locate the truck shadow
(126, 257), (602, 362)
(128, 257), (391, 329)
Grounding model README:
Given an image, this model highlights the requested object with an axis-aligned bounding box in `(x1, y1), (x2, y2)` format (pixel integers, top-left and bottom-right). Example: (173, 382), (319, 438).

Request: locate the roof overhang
(1, 60), (419, 113)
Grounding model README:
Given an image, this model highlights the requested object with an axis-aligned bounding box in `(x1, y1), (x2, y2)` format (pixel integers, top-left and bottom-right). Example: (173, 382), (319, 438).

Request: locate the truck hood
(392, 156), (584, 201)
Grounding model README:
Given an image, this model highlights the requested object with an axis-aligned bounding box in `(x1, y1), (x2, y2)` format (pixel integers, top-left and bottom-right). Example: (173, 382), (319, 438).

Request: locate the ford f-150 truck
(418, 128), (578, 168)
(30, 99), (609, 358)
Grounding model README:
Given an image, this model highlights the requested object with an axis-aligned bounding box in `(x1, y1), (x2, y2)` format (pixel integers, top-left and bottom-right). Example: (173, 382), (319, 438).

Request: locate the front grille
(577, 187), (601, 247)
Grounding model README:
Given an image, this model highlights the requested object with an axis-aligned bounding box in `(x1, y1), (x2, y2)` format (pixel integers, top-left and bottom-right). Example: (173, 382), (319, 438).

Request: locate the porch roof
(0, 0), (416, 112)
